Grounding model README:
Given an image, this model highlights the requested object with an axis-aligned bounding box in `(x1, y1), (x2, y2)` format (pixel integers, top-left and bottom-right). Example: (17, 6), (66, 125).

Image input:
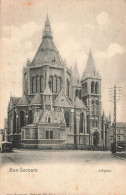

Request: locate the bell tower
(81, 50), (102, 146)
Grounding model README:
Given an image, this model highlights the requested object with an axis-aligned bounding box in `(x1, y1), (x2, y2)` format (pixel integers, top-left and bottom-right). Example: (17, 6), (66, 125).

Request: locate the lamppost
(16, 113), (19, 134)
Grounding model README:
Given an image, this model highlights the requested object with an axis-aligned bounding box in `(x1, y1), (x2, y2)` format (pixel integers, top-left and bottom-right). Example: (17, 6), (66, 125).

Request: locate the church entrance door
(93, 132), (99, 146)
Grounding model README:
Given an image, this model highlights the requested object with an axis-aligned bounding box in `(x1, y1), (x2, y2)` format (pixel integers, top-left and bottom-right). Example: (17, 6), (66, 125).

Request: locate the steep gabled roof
(17, 94), (30, 106)
(29, 93), (42, 106)
(32, 15), (64, 67)
(74, 96), (87, 109)
(53, 89), (72, 107)
(81, 50), (101, 81)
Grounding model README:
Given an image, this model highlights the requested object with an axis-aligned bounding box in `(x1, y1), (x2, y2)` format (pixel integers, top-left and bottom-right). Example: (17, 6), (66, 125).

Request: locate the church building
(7, 15), (111, 149)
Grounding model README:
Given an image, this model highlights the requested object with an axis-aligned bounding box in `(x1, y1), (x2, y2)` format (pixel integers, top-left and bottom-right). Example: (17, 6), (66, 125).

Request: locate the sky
(0, 0), (126, 128)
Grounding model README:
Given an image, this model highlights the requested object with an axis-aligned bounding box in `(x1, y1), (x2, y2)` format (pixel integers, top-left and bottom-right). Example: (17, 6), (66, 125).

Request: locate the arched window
(79, 90), (81, 99)
(36, 76), (39, 93)
(95, 82), (99, 94)
(64, 111), (69, 127)
(91, 81), (94, 93)
(48, 116), (51, 123)
(53, 75), (57, 93)
(46, 130), (49, 139)
(87, 115), (89, 133)
(85, 82), (87, 94)
(22, 130), (24, 140)
(46, 130), (53, 139)
(29, 110), (33, 124)
(57, 77), (61, 93)
(67, 79), (70, 97)
(82, 83), (85, 93)
(20, 111), (25, 129)
(76, 89), (78, 97)
(49, 76), (53, 92)
(40, 76), (44, 93)
(32, 77), (36, 93)
(50, 130), (53, 139)
(79, 113), (84, 133)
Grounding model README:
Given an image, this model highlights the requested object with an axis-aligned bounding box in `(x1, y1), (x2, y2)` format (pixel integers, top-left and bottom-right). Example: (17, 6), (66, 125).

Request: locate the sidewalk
(112, 152), (126, 160)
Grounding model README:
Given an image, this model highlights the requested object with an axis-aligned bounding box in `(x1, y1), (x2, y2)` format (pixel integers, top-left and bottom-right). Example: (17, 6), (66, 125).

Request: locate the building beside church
(6, 15), (111, 150)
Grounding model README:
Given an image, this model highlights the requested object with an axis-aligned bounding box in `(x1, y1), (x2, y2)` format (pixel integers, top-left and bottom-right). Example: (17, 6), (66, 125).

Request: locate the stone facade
(6, 15), (111, 150)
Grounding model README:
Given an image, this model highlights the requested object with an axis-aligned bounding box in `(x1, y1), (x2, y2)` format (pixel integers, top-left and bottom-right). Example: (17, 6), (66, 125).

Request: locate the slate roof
(17, 95), (30, 106)
(29, 93), (42, 105)
(74, 96), (87, 109)
(32, 15), (64, 67)
(81, 50), (101, 80)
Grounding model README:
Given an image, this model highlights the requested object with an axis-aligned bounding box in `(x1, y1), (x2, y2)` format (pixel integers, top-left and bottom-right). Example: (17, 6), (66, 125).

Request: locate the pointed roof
(43, 14), (52, 38)
(30, 93), (42, 106)
(43, 84), (52, 96)
(81, 50), (101, 81)
(32, 15), (64, 67)
(74, 96), (87, 109)
(17, 94), (30, 106)
(73, 61), (81, 86)
(8, 96), (20, 110)
(53, 89), (72, 107)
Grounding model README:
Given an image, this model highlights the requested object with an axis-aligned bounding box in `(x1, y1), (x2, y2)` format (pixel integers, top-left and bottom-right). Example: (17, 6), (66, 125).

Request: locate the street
(0, 149), (126, 195)
(0, 149), (125, 167)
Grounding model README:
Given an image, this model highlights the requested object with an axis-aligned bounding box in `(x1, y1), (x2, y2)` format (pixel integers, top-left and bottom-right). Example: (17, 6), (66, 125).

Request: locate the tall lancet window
(49, 76), (53, 92)
(32, 77), (36, 94)
(57, 77), (61, 93)
(36, 76), (39, 93)
(91, 81), (94, 93)
(85, 82), (87, 94)
(53, 75), (57, 93)
(40, 76), (44, 93)
(79, 113), (84, 133)
(95, 82), (99, 94)
(67, 79), (70, 97)
(64, 111), (69, 127)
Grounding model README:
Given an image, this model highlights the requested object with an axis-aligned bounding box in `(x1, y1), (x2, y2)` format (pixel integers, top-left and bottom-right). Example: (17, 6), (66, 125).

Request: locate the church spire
(43, 14), (52, 38)
(73, 61), (80, 86)
(81, 49), (101, 81)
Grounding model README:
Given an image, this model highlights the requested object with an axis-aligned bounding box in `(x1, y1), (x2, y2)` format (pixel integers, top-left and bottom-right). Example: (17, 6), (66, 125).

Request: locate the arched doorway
(20, 111), (25, 129)
(93, 132), (99, 146)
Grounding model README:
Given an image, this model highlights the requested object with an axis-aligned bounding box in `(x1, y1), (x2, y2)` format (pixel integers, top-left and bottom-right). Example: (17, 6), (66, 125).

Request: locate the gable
(53, 90), (71, 108)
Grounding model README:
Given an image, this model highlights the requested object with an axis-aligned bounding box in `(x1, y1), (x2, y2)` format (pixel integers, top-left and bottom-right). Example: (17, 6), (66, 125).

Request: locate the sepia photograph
(0, 0), (126, 194)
